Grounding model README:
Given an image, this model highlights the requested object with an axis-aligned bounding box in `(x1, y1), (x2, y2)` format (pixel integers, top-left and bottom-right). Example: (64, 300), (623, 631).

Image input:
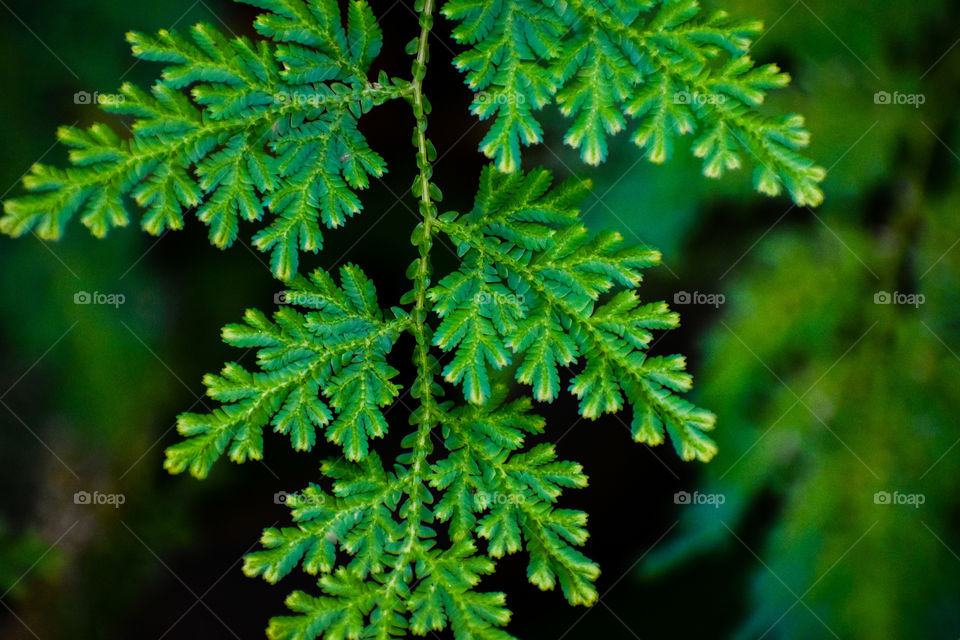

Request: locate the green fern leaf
(0, 0), (821, 634)
(444, 0), (826, 206)
(164, 265), (404, 478)
(431, 166), (716, 460)
(0, 2), (401, 280)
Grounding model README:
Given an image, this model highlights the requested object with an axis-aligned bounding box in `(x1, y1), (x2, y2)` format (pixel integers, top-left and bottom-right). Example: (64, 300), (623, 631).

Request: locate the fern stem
(404, 0), (439, 544)
(410, 0), (438, 422)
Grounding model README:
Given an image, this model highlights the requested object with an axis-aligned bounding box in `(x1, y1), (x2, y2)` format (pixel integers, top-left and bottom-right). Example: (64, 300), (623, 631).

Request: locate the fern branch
(430, 167), (717, 461)
(164, 266), (408, 478)
(1, 5), (407, 280)
(443, 0), (826, 206)
(434, 403), (601, 605)
(409, 0), (440, 479)
(572, 0), (825, 206)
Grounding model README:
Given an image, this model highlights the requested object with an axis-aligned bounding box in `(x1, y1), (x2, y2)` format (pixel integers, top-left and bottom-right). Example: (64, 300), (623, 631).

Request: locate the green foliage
(444, 0), (825, 206)
(0, 523), (63, 599)
(1, 0), (826, 270)
(177, 167), (710, 638)
(628, 3), (960, 638)
(0, 0), (825, 637)
(1, 0), (402, 281)
(429, 167), (716, 460)
(164, 265), (405, 478)
(647, 215), (960, 639)
(240, 394), (599, 638)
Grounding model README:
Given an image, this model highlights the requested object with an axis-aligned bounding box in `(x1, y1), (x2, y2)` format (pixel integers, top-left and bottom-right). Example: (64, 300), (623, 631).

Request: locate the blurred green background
(1, 0), (958, 638)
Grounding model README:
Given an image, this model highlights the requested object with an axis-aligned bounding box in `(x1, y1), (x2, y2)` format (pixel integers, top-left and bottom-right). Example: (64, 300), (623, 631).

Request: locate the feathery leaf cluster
(167, 167), (715, 638)
(181, 166), (713, 638)
(429, 167), (716, 460)
(1, 0), (402, 281)
(0, 0), (823, 637)
(445, 0), (825, 206)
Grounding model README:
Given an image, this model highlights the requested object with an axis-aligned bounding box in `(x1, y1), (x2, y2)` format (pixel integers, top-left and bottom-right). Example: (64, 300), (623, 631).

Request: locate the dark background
(1, 0), (959, 638)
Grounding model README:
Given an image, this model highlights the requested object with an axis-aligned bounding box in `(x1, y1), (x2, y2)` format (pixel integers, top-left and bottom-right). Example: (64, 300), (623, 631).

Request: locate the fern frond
(164, 265), (405, 478)
(0, 0), (814, 634)
(0, 1), (402, 280)
(219, 166), (709, 637)
(431, 166), (717, 461)
(434, 400), (599, 604)
(444, 0), (826, 206)
(244, 453), (404, 581)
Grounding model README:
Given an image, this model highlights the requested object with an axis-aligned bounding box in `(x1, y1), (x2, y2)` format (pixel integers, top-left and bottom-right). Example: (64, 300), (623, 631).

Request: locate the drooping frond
(430, 166), (717, 461)
(1, 0), (401, 280)
(443, 0), (826, 206)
